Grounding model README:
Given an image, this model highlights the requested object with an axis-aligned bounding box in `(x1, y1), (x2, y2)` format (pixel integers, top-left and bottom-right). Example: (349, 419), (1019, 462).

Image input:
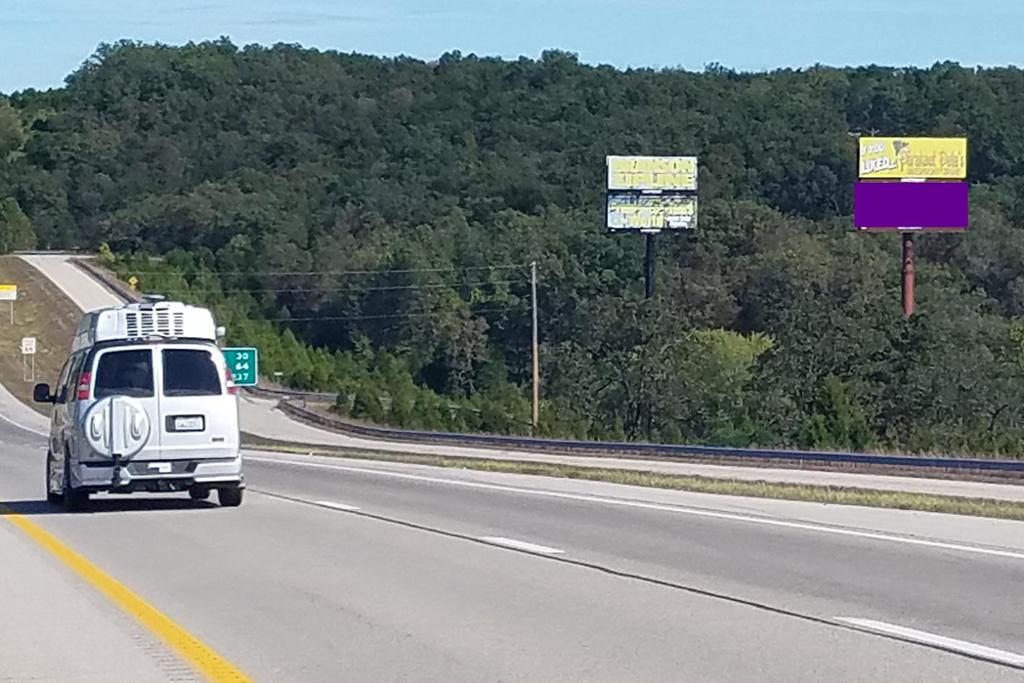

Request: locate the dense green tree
(0, 98), (26, 160)
(0, 198), (36, 251)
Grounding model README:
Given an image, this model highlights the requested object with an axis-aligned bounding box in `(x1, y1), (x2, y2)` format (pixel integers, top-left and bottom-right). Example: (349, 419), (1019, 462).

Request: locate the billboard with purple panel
(854, 181), (969, 232)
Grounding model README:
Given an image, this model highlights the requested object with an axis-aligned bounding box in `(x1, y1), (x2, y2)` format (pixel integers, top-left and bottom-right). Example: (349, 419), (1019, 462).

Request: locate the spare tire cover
(83, 396), (151, 459)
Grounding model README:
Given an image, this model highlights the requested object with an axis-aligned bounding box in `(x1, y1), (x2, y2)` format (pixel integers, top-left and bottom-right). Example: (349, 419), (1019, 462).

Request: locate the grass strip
(242, 438), (1024, 522)
(0, 257), (83, 413)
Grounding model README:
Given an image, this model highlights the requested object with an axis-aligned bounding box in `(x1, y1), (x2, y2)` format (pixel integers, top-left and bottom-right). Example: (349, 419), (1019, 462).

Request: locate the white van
(34, 299), (244, 509)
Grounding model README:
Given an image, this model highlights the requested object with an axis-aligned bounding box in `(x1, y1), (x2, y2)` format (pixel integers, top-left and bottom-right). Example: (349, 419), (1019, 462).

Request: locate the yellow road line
(1, 508), (251, 682)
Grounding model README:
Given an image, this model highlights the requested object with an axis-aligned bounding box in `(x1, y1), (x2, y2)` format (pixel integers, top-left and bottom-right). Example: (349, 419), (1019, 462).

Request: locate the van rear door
(90, 347), (160, 459)
(155, 344), (238, 460)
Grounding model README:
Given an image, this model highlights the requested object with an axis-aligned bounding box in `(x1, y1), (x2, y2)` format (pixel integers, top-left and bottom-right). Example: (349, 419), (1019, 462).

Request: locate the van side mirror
(33, 383), (54, 404)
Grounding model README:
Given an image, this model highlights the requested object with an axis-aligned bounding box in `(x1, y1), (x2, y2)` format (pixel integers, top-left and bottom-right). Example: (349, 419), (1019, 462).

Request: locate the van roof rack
(71, 300), (218, 353)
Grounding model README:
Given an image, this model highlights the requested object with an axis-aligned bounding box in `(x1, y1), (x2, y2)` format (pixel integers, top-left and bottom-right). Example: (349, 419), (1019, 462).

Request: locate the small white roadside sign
(21, 336), (37, 382)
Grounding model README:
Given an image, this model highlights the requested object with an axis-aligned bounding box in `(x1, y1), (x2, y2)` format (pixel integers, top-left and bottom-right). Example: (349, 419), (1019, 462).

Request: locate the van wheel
(63, 456), (89, 511)
(218, 487), (243, 508)
(46, 454), (61, 504)
(189, 487), (210, 501)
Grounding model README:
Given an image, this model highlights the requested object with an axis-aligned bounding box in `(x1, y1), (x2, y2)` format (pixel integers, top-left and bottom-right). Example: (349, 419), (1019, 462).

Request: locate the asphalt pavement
(240, 394), (1024, 502)
(5, 253), (1024, 680)
(2, 411), (1024, 680)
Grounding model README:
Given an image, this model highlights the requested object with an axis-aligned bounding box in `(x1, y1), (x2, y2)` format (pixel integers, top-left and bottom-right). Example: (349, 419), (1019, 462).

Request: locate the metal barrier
(72, 259), (142, 303)
(246, 385), (338, 403)
(274, 398), (1024, 474)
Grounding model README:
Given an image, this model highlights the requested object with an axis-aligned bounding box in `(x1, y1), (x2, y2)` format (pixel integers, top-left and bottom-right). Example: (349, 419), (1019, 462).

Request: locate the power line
(123, 264), (528, 277)
(272, 307), (517, 322)
(180, 280), (527, 295)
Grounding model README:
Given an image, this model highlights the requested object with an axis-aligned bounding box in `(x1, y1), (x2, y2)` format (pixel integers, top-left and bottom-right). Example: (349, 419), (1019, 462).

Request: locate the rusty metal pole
(901, 232), (915, 318)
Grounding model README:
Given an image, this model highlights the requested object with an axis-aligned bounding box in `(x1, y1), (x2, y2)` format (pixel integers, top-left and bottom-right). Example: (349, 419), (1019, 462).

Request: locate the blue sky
(3, 0), (1024, 93)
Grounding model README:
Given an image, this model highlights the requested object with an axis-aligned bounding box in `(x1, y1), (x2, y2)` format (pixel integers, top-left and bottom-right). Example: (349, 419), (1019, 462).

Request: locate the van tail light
(77, 371), (92, 400)
(224, 368), (238, 395)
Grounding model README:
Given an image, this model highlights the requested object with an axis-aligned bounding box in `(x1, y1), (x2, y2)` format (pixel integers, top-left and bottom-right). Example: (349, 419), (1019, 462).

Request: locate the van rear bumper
(77, 456), (244, 493)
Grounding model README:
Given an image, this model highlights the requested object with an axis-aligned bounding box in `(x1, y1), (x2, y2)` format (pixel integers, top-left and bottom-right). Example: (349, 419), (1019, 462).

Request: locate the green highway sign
(223, 347), (259, 386)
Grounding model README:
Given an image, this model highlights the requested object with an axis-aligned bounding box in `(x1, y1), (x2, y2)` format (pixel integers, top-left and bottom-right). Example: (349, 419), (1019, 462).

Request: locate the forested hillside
(4, 40), (1024, 454)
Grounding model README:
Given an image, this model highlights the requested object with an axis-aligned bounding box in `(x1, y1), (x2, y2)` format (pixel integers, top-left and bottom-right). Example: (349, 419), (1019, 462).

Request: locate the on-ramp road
(1, 412), (1023, 680)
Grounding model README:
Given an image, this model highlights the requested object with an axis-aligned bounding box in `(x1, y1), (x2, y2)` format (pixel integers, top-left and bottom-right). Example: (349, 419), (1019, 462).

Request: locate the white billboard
(607, 194), (697, 231)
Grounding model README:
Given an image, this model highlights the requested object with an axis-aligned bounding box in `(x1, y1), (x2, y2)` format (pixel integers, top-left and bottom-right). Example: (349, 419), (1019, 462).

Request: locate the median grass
(243, 437), (1024, 521)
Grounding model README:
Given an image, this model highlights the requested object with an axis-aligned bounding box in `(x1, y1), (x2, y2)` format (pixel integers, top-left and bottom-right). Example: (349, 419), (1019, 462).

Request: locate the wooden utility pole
(531, 261), (540, 434)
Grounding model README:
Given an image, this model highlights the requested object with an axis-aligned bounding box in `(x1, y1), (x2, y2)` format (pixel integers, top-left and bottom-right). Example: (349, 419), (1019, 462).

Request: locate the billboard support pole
(644, 233), (656, 299)
(530, 261), (540, 435)
(901, 232), (915, 318)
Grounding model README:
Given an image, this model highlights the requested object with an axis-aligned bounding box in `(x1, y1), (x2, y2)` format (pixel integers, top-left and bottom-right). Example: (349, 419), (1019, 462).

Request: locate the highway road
(2, 407), (1024, 680)
(5, 253), (1024, 680)
(21, 253), (1024, 502)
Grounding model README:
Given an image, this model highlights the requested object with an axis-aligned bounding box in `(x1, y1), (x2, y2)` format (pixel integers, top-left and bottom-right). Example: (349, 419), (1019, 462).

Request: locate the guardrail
(72, 259), (142, 303)
(245, 385), (338, 403)
(13, 250), (87, 256)
(274, 398), (1024, 474)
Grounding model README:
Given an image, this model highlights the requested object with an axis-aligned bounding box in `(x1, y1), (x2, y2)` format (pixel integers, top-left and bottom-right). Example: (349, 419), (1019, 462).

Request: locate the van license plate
(173, 416), (204, 432)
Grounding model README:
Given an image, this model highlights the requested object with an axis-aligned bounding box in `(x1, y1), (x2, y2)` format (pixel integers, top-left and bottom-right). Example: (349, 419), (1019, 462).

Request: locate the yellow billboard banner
(607, 194), (697, 231)
(607, 156), (698, 191)
(859, 137), (967, 179)
(0, 284), (17, 302)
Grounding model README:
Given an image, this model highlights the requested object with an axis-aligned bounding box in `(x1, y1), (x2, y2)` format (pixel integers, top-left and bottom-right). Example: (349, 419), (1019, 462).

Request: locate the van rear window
(162, 349), (222, 397)
(94, 350), (154, 398)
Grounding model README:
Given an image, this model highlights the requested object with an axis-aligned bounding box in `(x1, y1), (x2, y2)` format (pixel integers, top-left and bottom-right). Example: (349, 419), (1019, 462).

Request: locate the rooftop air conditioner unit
(71, 301), (218, 353)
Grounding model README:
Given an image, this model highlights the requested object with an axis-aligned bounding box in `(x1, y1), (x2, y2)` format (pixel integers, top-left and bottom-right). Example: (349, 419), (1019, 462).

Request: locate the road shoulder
(0, 520), (197, 682)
